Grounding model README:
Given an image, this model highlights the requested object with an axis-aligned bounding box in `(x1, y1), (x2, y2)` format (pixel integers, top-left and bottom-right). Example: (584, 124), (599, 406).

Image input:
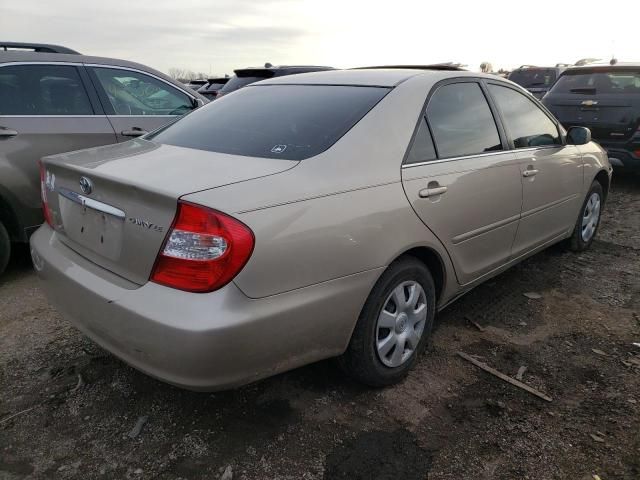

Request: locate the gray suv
(0, 43), (207, 274)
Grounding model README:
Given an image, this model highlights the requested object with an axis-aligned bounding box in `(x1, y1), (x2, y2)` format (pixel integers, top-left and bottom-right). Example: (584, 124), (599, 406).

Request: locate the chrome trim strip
(58, 188), (125, 220)
(452, 214), (520, 245)
(402, 146), (563, 169)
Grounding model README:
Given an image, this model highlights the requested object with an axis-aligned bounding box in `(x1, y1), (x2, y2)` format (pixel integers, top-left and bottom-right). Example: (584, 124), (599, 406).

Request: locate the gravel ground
(1, 174), (639, 480)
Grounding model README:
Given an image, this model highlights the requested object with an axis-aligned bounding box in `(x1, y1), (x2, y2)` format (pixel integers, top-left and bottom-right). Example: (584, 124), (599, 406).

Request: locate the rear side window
(552, 69), (640, 95)
(488, 84), (561, 148)
(426, 82), (502, 158)
(405, 117), (436, 164)
(91, 67), (193, 116)
(0, 64), (93, 115)
(149, 85), (389, 160)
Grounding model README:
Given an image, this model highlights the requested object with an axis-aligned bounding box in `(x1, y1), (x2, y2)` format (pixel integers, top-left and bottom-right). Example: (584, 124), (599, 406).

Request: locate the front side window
(426, 82), (502, 158)
(149, 84), (389, 160)
(92, 67), (193, 116)
(488, 84), (561, 148)
(0, 64), (93, 115)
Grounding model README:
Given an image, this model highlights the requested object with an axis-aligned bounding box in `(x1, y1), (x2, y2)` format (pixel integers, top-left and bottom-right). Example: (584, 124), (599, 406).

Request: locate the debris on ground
(589, 433), (605, 443)
(591, 349), (608, 357)
(465, 316), (486, 332)
(458, 351), (552, 402)
(523, 292), (542, 299)
(127, 416), (149, 439)
(515, 366), (527, 381)
(220, 465), (233, 480)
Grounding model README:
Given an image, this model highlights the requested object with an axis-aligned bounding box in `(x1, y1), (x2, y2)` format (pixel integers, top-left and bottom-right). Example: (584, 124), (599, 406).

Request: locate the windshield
(148, 84), (389, 160)
(508, 69), (557, 88)
(551, 69), (640, 94)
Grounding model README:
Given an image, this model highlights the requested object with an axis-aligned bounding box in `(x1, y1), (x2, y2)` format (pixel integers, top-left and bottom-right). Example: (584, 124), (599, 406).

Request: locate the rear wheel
(338, 256), (436, 387)
(0, 221), (10, 276)
(568, 181), (603, 252)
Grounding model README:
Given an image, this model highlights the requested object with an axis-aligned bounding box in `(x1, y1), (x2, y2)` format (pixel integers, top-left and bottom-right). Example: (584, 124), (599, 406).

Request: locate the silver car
(30, 67), (612, 390)
(0, 43), (207, 275)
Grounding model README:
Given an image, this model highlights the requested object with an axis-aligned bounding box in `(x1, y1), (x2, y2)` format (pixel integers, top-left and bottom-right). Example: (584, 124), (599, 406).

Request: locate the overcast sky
(2, 0), (638, 77)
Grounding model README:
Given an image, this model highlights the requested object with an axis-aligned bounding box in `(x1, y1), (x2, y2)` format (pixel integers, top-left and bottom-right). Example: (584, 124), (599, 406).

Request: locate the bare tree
(167, 68), (207, 82)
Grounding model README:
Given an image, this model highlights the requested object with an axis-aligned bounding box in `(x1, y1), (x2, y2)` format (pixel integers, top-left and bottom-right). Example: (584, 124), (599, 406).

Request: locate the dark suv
(215, 64), (334, 98)
(543, 63), (640, 171)
(508, 65), (567, 99)
(196, 77), (230, 100)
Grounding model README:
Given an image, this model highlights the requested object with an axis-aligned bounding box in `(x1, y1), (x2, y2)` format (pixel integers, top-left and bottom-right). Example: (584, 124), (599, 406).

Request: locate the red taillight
(38, 160), (53, 227)
(150, 201), (254, 293)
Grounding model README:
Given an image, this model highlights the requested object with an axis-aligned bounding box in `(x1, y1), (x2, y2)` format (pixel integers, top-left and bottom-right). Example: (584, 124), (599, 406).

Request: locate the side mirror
(192, 98), (205, 109)
(567, 126), (591, 145)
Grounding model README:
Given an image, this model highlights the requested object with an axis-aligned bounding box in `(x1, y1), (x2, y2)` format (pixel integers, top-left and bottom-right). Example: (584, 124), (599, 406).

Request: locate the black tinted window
(427, 82), (501, 158)
(551, 69), (640, 94)
(406, 117), (436, 164)
(488, 84), (561, 148)
(149, 85), (388, 160)
(508, 69), (557, 88)
(0, 65), (92, 115)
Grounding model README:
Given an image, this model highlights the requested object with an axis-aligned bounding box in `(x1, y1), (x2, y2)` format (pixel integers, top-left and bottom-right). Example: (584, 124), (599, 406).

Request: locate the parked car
(508, 64), (567, 98)
(184, 79), (207, 91)
(31, 68), (611, 391)
(215, 63), (334, 98)
(0, 43), (207, 275)
(197, 77), (230, 100)
(543, 62), (640, 171)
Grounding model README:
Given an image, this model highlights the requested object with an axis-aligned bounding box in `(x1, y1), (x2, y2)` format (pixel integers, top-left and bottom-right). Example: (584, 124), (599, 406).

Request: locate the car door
(86, 65), (197, 142)
(401, 80), (523, 285)
(0, 62), (117, 236)
(486, 82), (583, 256)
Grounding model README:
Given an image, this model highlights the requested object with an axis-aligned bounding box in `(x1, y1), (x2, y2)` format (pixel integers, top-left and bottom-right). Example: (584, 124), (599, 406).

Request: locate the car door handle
(419, 185), (448, 198)
(0, 127), (18, 138)
(522, 169), (539, 178)
(121, 128), (148, 137)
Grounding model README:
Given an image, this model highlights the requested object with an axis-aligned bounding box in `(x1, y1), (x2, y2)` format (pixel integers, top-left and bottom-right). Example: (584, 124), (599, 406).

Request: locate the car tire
(0, 220), (10, 276)
(338, 256), (436, 387)
(567, 181), (604, 252)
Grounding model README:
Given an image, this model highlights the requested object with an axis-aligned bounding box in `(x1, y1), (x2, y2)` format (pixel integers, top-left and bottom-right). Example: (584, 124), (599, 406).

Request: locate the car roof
(256, 68), (491, 88)
(0, 51), (207, 100)
(564, 62), (640, 71)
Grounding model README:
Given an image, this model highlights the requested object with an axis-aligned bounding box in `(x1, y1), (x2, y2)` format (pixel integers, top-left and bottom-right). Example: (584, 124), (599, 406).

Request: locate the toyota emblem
(79, 176), (93, 195)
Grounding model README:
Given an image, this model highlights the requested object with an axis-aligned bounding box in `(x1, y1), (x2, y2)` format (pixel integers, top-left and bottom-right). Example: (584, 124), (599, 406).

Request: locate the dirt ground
(1, 174), (639, 480)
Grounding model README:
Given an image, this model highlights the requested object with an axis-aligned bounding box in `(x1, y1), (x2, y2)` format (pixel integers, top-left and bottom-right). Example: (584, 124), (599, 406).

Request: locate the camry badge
(79, 176), (93, 195)
(581, 100), (598, 106)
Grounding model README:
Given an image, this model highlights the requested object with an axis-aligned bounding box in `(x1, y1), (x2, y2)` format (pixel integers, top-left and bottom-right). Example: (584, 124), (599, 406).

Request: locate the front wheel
(568, 180), (604, 252)
(0, 220), (10, 276)
(338, 256), (436, 387)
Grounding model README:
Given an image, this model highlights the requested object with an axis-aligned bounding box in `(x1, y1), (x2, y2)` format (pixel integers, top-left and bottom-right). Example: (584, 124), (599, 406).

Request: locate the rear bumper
(30, 226), (379, 390)
(591, 135), (640, 171)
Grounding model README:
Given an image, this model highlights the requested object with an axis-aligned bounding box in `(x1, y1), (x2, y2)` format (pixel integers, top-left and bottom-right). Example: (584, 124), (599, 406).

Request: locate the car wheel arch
(391, 246), (446, 304)
(593, 169), (610, 203)
(0, 192), (21, 242)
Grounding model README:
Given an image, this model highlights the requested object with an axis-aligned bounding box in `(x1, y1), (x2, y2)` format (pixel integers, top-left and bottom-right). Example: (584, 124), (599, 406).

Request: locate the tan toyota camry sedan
(30, 67), (612, 390)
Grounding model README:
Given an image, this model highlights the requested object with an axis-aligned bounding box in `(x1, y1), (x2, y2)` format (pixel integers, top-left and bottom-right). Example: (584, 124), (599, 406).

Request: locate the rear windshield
(149, 84), (389, 160)
(551, 69), (640, 94)
(508, 69), (557, 88)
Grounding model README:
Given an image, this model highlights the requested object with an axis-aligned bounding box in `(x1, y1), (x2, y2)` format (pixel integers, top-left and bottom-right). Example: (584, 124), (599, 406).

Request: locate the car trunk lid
(42, 139), (297, 285)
